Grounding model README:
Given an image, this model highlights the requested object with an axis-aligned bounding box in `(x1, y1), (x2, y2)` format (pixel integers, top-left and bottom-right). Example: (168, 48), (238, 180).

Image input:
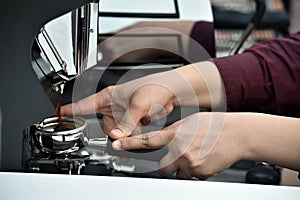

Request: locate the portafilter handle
(107, 137), (168, 162)
(85, 136), (168, 162)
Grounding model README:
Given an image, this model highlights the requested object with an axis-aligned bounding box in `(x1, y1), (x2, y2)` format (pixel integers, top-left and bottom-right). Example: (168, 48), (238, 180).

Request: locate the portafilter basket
(33, 116), (88, 154)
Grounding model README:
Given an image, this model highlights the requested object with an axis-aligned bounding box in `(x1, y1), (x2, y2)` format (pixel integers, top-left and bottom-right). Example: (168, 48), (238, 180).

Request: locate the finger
(102, 115), (117, 135)
(112, 128), (175, 150)
(60, 96), (97, 116)
(109, 102), (148, 139)
(61, 87), (112, 116)
(160, 156), (193, 179)
(131, 124), (142, 136)
(158, 162), (177, 177)
(176, 159), (193, 180)
(60, 103), (74, 116)
(176, 169), (193, 180)
(103, 114), (142, 136)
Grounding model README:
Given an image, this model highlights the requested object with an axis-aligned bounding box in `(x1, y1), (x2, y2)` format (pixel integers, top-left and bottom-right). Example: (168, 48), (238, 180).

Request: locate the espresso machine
(0, 0), (216, 176)
(0, 0), (96, 172)
(0, 0), (155, 175)
(0, 0), (282, 185)
(1, 1), (300, 199)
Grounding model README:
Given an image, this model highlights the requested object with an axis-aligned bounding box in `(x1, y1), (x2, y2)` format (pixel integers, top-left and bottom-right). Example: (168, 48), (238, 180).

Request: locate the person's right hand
(110, 112), (300, 179)
(109, 112), (240, 180)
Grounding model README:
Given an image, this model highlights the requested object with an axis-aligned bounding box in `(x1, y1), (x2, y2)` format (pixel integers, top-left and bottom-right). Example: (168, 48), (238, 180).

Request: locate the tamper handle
(107, 137), (168, 162)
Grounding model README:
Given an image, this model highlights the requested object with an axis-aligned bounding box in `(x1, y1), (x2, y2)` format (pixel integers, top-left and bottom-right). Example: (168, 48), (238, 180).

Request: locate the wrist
(226, 113), (259, 161)
(142, 61), (225, 109)
(174, 61), (225, 109)
(222, 113), (249, 162)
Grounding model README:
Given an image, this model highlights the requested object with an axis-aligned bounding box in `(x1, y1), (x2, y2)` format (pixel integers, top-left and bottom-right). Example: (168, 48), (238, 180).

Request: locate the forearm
(173, 61), (225, 109)
(212, 32), (300, 116)
(231, 113), (300, 171)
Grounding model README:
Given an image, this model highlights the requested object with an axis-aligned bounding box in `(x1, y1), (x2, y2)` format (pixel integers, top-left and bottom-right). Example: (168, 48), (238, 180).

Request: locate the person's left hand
(111, 112), (243, 180)
(60, 74), (179, 138)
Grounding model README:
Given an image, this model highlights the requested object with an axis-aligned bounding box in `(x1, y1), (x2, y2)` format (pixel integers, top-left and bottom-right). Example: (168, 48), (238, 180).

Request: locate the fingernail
(112, 141), (122, 150)
(111, 129), (122, 137)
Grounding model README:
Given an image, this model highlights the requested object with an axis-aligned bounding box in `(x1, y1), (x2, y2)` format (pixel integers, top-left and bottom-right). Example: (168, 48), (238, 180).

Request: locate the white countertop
(0, 172), (300, 200)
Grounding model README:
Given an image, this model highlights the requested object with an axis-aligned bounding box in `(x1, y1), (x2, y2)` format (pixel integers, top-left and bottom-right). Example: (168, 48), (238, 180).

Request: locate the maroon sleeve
(190, 21), (216, 58)
(212, 32), (300, 117)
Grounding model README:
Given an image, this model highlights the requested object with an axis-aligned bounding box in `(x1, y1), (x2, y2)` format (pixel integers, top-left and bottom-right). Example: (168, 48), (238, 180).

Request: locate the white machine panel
(99, 0), (213, 33)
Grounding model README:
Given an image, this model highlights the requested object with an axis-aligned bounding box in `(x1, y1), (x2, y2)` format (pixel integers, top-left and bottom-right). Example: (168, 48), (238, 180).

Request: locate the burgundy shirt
(212, 32), (300, 117)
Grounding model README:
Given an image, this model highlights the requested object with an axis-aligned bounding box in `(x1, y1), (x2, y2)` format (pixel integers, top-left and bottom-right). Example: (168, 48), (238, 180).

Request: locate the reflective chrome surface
(23, 117), (141, 175)
(73, 1), (99, 74)
(31, 1), (99, 107)
(34, 117), (87, 154)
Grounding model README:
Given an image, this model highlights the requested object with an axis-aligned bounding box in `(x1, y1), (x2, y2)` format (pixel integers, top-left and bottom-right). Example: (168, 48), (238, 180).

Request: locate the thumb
(109, 102), (147, 139)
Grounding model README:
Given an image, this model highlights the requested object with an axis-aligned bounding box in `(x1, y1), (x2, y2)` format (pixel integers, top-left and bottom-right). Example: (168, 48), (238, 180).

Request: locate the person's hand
(61, 79), (177, 139)
(110, 112), (300, 179)
(111, 112), (242, 180)
(61, 61), (224, 139)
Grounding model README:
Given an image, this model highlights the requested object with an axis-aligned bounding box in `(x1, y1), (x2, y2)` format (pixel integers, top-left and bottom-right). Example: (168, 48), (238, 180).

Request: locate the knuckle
(120, 138), (131, 149)
(200, 169), (214, 179)
(180, 152), (214, 179)
(94, 101), (102, 113)
(130, 100), (147, 111)
(118, 121), (134, 136)
(165, 130), (176, 141)
(181, 151), (195, 164)
(139, 134), (150, 147)
(106, 85), (115, 94)
(160, 128), (176, 143)
(195, 165), (214, 179)
(158, 168), (172, 177)
(74, 102), (82, 115)
(165, 103), (174, 114)
(104, 86), (115, 100)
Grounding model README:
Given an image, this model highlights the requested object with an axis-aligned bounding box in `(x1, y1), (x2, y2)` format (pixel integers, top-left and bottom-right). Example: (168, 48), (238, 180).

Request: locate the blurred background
(211, 0), (300, 57)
